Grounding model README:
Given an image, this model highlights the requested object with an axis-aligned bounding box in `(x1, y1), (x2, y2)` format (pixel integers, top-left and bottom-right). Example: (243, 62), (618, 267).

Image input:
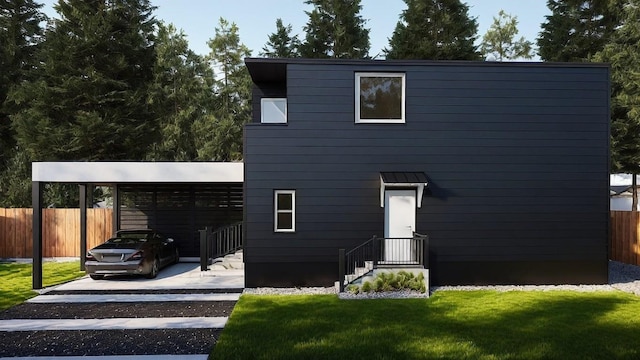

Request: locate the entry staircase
(338, 233), (429, 292)
(199, 222), (243, 271)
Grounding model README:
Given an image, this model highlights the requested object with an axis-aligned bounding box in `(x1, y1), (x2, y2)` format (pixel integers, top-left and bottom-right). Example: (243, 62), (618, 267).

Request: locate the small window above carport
(380, 172), (429, 208)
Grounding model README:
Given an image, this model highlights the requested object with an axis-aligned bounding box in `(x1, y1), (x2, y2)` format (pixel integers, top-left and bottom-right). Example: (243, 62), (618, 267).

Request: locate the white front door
(384, 189), (416, 262)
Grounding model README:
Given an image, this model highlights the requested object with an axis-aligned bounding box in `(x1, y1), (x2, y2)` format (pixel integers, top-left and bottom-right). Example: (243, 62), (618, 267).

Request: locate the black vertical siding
(119, 184), (243, 257)
(244, 61), (610, 287)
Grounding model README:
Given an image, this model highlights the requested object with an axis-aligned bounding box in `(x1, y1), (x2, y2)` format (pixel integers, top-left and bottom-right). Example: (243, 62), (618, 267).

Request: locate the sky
(39, 0), (550, 59)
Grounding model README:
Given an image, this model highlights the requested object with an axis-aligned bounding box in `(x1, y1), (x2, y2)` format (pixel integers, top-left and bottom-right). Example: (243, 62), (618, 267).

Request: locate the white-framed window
(274, 190), (295, 232)
(355, 72), (405, 124)
(261, 98), (287, 124)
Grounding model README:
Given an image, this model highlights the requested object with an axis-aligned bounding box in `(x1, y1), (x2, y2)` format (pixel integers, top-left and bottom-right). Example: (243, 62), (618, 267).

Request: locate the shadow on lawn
(212, 291), (640, 360)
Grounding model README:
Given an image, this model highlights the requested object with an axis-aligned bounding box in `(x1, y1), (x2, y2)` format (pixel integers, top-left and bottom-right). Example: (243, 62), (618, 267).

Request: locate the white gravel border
(242, 261), (640, 298)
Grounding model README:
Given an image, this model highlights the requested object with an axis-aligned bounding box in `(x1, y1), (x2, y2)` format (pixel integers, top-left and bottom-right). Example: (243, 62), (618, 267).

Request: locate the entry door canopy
(380, 172), (429, 208)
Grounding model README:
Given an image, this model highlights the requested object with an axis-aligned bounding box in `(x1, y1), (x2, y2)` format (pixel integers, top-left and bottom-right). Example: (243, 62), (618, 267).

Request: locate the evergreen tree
(299, 0), (370, 59)
(480, 10), (534, 61)
(0, 0), (46, 207)
(203, 17), (251, 161)
(594, 0), (640, 210)
(538, 0), (621, 62)
(8, 0), (158, 163)
(260, 18), (300, 58)
(385, 0), (480, 60)
(147, 22), (215, 161)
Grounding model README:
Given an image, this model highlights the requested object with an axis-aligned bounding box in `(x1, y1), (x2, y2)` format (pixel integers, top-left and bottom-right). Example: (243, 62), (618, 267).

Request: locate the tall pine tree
(147, 22), (215, 161)
(8, 0), (158, 162)
(385, 0), (480, 60)
(201, 17), (251, 161)
(0, 0), (46, 207)
(594, 0), (640, 210)
(538, 0), (621, 62)
(260, 18), (300, 58)
(299, 0), (370, 59)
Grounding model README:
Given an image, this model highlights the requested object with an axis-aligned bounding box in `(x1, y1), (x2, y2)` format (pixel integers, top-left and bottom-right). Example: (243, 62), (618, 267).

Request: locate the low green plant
(348, 270), (426, 294)
(345, 284), (359, 294)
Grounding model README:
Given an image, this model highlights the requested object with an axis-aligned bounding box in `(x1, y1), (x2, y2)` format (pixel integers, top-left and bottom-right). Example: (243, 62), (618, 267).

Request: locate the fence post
(199, 227), (209, 271)
(338, 248), (345, 292)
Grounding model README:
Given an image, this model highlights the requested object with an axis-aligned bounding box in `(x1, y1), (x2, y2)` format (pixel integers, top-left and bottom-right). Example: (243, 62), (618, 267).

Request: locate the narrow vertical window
(261, 98), (287, 123)
(274, 190), (295, 232)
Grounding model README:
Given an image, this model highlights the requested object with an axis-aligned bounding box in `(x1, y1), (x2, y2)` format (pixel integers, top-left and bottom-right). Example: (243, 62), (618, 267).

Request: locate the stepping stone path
(0, 264), (243, 359)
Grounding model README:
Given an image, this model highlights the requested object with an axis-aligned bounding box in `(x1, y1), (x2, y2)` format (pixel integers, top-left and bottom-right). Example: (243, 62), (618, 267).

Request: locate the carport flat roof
(32, 162), (243, 183)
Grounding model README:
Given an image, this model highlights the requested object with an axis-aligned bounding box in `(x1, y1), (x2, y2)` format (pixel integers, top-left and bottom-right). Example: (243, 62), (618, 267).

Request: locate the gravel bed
(0, 329), (221, 357)
(45, 288), (244, 295)
(244, 261), (640, 298)
(0, 301), (237, 320)
(243, 287), (337, 295)
(432, 261), (640, 294)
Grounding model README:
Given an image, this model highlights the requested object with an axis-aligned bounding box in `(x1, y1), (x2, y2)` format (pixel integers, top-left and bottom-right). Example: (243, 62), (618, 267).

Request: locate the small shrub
(347, 271), (427, 294)
(346, 284), (360, 294)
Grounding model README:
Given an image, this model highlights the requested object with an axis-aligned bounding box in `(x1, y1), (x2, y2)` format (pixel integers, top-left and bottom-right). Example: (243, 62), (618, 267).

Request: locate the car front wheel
(89, 274), (104, 280)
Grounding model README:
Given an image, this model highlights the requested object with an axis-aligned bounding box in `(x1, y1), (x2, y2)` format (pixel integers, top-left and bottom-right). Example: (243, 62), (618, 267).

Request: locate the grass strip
(212, 291), (640, 359)
(0, 261), (84, 311)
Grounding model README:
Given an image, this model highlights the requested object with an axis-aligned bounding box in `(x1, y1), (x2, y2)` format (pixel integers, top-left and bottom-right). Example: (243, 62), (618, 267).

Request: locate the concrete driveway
(56, 262), (244, 291)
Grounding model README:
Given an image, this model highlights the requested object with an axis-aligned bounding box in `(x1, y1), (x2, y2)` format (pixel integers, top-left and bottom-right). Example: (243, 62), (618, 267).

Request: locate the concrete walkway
(0, 262), (243, 359)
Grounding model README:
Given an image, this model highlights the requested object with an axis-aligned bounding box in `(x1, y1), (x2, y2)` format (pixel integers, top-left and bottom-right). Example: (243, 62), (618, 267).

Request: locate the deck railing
(338, 233), (429, 291)
(199, 222), (243, 271)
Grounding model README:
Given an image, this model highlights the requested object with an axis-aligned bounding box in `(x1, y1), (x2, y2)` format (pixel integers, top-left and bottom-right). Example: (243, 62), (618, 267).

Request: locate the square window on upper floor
(261, 98), (287, 124)
(355, 72), (405, 124)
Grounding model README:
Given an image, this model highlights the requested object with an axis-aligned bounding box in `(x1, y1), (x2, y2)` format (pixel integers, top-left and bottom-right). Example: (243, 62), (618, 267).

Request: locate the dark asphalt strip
(0, 301), (237, 320)
(0, 328), (221, 357)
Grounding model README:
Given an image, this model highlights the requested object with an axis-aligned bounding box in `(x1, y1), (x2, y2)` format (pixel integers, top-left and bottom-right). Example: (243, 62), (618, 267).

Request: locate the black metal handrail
(338, 233), (429, 291)
(199, 222), (243, 271)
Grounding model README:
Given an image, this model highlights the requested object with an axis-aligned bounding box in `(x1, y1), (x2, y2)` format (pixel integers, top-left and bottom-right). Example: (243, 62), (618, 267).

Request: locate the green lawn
(0, 261), (85, 311)
(212, 291), (640, 360)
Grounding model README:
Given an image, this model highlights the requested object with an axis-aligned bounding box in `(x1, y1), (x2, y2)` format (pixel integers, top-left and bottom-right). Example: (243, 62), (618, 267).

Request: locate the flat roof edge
(32, 162), (244, 183)
(244, 57), (609, 68)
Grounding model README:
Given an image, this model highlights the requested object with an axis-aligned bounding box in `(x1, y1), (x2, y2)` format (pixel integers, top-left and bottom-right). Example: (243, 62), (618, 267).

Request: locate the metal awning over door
(379, 171), (429, 208)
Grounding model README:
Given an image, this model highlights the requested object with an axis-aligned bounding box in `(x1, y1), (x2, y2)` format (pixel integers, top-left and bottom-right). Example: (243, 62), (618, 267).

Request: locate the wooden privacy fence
(610, 211), (640, 266)
(0, 208), (113, 258)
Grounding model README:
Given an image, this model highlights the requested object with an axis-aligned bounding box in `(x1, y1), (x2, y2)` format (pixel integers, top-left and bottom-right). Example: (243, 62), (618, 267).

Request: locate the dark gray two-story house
(243, 57), (610, 288)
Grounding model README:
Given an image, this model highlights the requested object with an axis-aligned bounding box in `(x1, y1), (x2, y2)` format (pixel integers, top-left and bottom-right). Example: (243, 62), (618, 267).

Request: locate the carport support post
(32, 181), (43, 290)
(112, 184), (119, 234)
(79, 184), (87, 271)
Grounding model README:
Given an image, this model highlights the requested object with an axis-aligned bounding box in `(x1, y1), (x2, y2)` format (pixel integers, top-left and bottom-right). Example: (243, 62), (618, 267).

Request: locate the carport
(31, 162), (243, 289)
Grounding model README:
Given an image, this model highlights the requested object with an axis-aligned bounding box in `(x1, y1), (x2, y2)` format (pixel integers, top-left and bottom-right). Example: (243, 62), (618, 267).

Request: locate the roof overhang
(380, 172), (429, 208)
(32, 162), (244, 183)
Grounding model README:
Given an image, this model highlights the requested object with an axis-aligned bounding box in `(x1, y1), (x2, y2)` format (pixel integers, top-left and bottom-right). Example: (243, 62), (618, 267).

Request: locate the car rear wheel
(146, 258), (159, 279)
(89, 274), (104, 280)
(174, 249), (180, 264)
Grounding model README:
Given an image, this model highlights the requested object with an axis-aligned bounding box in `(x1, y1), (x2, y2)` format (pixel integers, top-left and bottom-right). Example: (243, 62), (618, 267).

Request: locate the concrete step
(210, 250), (244, 270)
